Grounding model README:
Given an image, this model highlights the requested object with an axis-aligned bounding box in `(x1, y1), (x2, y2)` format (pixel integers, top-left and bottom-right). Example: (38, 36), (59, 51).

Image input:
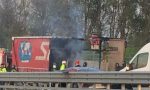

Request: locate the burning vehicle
(0, 36), (125, 72)
(10, 36), (85, 72)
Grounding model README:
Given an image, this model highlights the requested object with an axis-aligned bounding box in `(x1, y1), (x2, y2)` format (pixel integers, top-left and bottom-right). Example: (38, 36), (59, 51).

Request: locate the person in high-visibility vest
(60, 60), (67, 70)
(59, 60), (67, 87)
(0, 64), (7, 72)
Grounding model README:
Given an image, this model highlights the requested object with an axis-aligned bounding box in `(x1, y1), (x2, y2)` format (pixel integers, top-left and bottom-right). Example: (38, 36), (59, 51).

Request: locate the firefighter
(60, 60), (67, 70)
(75, 60), (81, 67)
(0, 64), (7, 72)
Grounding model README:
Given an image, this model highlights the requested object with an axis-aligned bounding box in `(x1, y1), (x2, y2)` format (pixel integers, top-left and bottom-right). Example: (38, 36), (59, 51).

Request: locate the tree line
(0, 0), (150, 49)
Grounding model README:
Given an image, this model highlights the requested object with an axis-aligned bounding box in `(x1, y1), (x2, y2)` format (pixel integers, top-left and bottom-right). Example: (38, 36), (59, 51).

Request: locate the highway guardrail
(0, 71), (149, 90)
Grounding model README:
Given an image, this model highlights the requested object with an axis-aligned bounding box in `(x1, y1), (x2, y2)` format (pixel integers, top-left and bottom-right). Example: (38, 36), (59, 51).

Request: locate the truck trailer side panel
(12, 37), (50, 72)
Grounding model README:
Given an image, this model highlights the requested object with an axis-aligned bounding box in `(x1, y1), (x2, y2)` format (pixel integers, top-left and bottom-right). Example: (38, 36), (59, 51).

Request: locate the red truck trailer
(10, 36), (125, 72)
(12, 36), (50, 72)
(11, 36), (85, 72)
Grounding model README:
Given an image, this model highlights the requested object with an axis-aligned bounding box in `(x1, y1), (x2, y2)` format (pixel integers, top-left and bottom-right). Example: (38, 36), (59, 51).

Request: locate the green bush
(124, 47), (140, 63)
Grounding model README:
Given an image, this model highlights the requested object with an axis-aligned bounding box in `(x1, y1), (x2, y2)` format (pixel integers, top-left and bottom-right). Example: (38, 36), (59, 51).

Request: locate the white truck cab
(121, 43), (150, 71)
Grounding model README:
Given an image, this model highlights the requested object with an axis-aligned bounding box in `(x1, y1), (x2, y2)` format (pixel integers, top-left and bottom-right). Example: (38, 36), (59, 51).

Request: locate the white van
(121, 43), (150, 71)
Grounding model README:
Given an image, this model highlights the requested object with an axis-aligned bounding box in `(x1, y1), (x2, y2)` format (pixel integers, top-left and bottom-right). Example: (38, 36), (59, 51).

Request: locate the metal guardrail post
(78, 83), (83, 88)
(55, 83), (59, 87)
(44, 83), (47, 87)
(49, 83), (51, 87)
(138, 84), (141, 90)
(93, 83), (96, 89)
(106, 84), (110, 90)
(67, 83), (71, 88)
(149, 84), (150, 88)
(121, 84), (125, 90)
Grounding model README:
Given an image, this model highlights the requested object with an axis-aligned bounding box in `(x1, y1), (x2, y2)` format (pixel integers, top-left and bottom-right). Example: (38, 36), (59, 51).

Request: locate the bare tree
(0, 0), (30, 48)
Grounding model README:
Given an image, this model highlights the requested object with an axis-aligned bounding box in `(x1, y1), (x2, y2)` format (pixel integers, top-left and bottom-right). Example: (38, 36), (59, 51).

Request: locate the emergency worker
(59, 60), (67, 87)
(115, 63), (121, 71)
(83, 62), (87, 67)
(72, 60), (81, 88)
(60, 60), (67, 70)
(11, 65), (17, 72)
(75, 60), (81, 67)
(53, 63), (57, 71)
(0, 64), (7, 72)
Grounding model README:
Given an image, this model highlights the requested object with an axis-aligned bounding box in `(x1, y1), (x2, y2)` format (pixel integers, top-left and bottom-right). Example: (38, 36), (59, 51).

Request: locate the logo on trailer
(19, 41), (32, 62)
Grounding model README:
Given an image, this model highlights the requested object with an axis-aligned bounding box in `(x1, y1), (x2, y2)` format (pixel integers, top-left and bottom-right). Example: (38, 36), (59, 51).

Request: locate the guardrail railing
(0, 71), (150, 90)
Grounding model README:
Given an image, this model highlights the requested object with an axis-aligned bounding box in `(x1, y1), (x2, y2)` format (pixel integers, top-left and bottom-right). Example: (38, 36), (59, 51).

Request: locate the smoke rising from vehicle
(49, 0), (84, 38)
(46, 0), (86, 67)
(50, 38), (85, 67)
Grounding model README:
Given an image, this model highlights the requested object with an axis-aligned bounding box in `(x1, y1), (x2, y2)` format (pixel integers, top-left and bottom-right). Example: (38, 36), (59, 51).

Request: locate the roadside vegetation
(0, 0), (149, 60)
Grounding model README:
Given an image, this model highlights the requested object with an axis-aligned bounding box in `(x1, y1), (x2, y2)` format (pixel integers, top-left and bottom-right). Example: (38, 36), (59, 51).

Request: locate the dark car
(55, 67), (106, 88)
(64, 67), (100, 72)
(58, 67), (104, 88)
